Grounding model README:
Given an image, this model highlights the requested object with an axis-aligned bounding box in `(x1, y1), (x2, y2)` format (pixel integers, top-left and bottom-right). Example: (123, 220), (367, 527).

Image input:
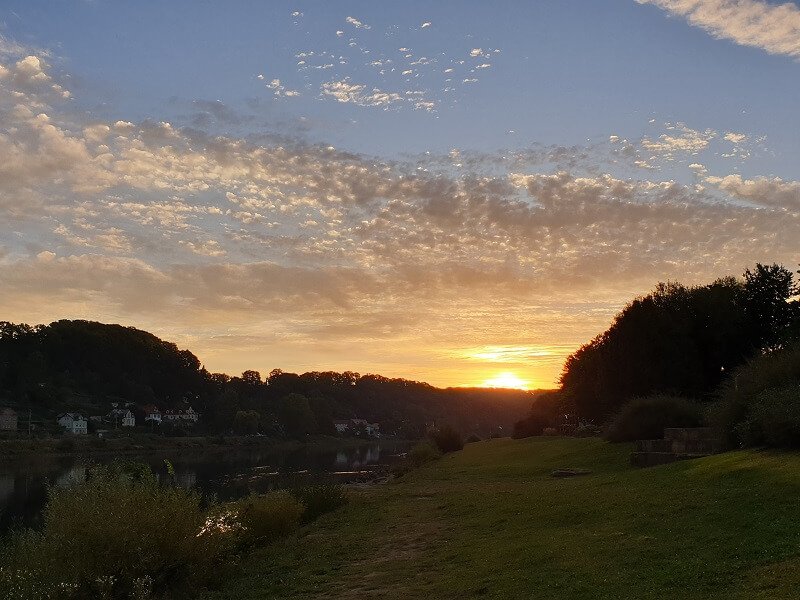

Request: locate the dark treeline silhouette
(558, 263), (799, 422)
(0, 319), (533, 438)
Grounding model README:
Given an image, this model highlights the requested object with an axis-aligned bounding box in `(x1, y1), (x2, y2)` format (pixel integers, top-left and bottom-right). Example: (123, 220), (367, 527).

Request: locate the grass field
(203, 437), (800, 599)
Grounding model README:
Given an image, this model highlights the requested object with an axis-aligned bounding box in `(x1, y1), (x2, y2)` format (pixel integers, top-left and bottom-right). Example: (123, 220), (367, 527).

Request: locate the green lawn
(203, 438), (800, 599)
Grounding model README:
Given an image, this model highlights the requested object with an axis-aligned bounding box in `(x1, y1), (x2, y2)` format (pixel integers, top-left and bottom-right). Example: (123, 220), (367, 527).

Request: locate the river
(0, 439), (414, 534)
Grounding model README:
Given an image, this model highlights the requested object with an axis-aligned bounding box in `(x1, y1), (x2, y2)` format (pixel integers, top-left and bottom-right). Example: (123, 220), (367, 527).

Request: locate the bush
(465, 433), (482, 443)
(0, 462), (235, 598)
(732, 385), (800, 448)
(711, 341), (800, 448)
(542, 427), (558, 436)
(231, 491), (304, 546)
(290, 484), (348, 524)
(604, 395), (705, 442)
(408, 441), (441, 467)
(576, 424), (602, 438)
(429, 424), (464, 453)
(512, 411), (550, 438)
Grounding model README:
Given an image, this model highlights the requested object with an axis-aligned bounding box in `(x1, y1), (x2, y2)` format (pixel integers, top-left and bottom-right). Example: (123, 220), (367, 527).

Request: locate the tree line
(549, 263), (799, 424)
(0, 319), (533, 438)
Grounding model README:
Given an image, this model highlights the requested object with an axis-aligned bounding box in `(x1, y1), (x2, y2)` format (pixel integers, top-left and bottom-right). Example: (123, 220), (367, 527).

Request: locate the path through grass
(203, 438), (800, 599)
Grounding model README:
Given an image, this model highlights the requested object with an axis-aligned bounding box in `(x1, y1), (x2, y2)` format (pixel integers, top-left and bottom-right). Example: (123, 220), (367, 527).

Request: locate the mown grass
(203, 437), (800, 600)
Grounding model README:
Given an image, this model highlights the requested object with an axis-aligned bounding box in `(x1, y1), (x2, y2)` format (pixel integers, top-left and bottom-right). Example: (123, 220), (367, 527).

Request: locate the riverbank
(0, 433), (404, 459)
(203, 437), (800, 599)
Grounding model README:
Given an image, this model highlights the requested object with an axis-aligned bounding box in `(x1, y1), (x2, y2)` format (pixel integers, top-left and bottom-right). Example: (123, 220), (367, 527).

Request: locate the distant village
(0, 405), (380, 438)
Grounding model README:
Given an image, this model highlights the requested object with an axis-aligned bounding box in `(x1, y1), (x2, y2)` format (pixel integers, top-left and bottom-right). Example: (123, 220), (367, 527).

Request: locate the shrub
(711, 341), (800, 448)
(408, 441), (441, 467)
(732, 385), (800, 448)
(231, 491), (304, 546)
(465, 433), (482, 443)
(0, 462), (236, 599)
(604, 395), (705, 442)
(576, 424), (602, 438)
(512, 412), (549, 438)
(290, 484), (348, 524)
(429, 424), (464, 453)
(542, 427), (558, 436)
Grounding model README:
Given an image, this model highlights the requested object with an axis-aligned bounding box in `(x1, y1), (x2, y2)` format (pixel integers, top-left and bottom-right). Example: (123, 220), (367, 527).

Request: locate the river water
(0, 440), (413, 534)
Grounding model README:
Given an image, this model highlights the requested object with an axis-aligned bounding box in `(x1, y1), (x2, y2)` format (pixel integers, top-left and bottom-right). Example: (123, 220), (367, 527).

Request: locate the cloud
(1, 42), (798, 386)
(641, 123), (715, 159)
(706, 174), (800, 209)
(637, 0), (800, 58)
(421, 22), (432, 28)
(345, 16), (370, 29)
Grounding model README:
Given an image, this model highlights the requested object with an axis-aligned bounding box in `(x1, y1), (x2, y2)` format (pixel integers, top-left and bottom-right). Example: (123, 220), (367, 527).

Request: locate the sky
(1, 0), (799, 389)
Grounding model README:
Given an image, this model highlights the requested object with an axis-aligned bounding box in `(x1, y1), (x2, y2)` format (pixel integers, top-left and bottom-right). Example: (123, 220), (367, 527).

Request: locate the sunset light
(0, 1), (798, 389)
(1, 2), (799, 597)
(481, 372), (531, 390)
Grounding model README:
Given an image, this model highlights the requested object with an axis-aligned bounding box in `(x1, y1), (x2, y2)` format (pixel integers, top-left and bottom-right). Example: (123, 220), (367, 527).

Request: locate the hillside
(0, 320), (535, 438)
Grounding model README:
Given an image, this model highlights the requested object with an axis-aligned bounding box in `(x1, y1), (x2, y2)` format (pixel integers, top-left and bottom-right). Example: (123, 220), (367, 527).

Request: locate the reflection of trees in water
(0, 441), (415, 531)
(0, 474), (13, 503)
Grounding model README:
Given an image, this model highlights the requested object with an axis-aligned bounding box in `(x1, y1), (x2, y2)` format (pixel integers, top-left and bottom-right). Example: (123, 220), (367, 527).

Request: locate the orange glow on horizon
(480, 372), (532, 390)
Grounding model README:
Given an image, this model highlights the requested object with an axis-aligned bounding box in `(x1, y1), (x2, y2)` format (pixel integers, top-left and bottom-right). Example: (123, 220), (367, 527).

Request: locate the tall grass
(0, 463), (349, 599)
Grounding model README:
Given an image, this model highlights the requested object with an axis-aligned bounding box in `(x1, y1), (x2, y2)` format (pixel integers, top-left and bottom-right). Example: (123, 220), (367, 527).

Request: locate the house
(351, 418), (380, 437)
(0, 408), (18, 431)
(163, 406), (199, 423)
(142, 405), (162, 423)
(337, 418), (381, 437)
(109, 408), (136, 427)
(57, 413), (88, 435)
(333, 419), (351, 434)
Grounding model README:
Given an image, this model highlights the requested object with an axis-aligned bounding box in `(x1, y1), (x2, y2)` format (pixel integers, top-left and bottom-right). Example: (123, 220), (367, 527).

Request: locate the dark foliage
(603, 395), (706, 442)
(560, 264), (799, 421)
(711, 340), (800, 448)
(0, 320), (533, 440)
(512, 412), (550, 438)
(512, 390), (565, 439)
(290, 484), (348, 524)
(429, 424), (464, 453)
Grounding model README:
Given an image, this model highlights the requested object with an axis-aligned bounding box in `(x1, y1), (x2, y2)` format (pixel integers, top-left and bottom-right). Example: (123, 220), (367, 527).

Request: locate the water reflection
(0, 440), (411, 533)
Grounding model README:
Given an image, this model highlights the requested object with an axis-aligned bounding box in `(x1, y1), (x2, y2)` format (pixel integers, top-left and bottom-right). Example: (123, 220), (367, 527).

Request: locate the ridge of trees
(0, 319), (534, 438)
(559, 263), (800, 421)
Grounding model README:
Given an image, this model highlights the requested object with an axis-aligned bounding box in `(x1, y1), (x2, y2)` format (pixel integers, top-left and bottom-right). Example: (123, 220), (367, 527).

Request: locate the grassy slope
(204, 438), (800, 599)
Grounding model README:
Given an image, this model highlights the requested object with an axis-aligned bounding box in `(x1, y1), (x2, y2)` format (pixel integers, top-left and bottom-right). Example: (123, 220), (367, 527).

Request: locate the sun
(481, 372), (531, 390)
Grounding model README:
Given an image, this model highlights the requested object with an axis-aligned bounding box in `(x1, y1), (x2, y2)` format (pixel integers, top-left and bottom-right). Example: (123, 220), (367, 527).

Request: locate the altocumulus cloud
(1, 41), (800, 383)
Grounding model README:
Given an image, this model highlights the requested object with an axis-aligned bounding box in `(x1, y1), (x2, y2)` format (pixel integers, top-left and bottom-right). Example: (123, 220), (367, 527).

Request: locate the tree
(241, 370), (262, 386)
(277, 393), (316, 438)
(233, 410), (260, 435)
(560, 264), (799, 421)
(743, 263), (798, 349)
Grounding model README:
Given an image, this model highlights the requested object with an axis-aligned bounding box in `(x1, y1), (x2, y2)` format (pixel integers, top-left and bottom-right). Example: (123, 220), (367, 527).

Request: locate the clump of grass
(231, 491), (304, 546)
(429, 424), (464, 453)
(390, 441), (441, 478)
(290, 484), (348, 524)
